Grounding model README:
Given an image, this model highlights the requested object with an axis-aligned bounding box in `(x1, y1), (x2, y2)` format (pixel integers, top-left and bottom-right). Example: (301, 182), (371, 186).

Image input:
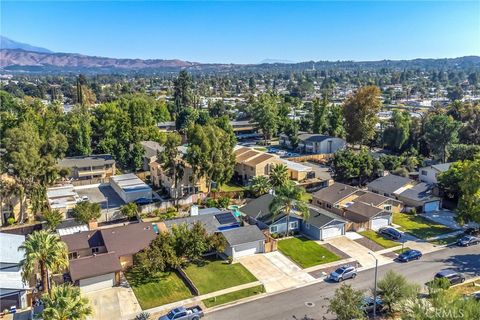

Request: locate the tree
(311, 98), (328, 134)
(249, 176), (271, 197)
(438, 161), (464, 200)
(207, 232), (226, 254)
(19, 230), (68, 294)
(377, 270), (419, 315)
(121, 202), (139, 220)
(269, 164), (289, 189)
(42, 209), (63, 231)
(251, 93), (279, 145)
(343, 86), (382, 146)
(457, 157), (480, 225)
(158, 133), (185, 207)
(172, 222), (209, 263)
(269, 182), (309, 236)
(64, 105), (92, 156)
(173, 70), (193, 117)
(134, 232), (179, 276)
(447, 86), (464, 101)
(72, 201), (101, 224)
(332, 149), (376, 185)
(40, 284), (92, 320)
(328, 284), (365, 320)
(327, 104), (346, 138)
(283, 119), (299, 149)
(383, 110), (411, 151)
(424, 114), (461, 162)
(448, 144), (480, 161)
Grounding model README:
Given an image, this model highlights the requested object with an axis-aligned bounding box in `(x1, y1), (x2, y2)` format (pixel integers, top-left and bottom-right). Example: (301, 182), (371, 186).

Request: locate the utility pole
(368, 252), (379, 319)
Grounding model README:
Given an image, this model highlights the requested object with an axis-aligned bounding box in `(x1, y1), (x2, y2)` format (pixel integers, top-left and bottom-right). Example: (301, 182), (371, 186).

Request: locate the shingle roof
(354, 192), (389, 206)
(164, 212), (237, 234)
(61, 230), (105, 252)
(431, 163), (452, 172)
(298, 134), (336, 143)
(140, 141), (164, 159)
(306, 206), (346, 228)
(221, 225), (265, 246)
(100, 222), (157, 256)
(344, 202), (386, 222)
(398, 182), (440, 203)
(366, 175), (414, 194)
(244, 153), (276, 166)
(236, 150), (261, 162)
(68, 253), (122, 282)
(312, 183), (358, 204)
(58, 154), (115, 168)
(240, 194), (278, 224)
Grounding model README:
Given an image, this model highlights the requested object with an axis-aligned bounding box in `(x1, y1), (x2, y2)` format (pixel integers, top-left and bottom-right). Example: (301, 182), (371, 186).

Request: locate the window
(304, 223), (310, 230)
(290, 221), (298, 229)
(421, 170), (428, 176)
(91, 247), (99, 254)
(326, 204), (332, 209)
(384, 205), (392, 211)
(270, 225), (278, 233)
(317, 201), (323, 206)
(68, 252), (78, 260)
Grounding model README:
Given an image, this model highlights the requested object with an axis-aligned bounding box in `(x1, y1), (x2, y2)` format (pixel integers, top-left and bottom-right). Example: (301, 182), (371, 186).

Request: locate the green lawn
(278, 237), (341, 268)
(393, 213), (454, 239)
(184, 258), (257, 294)
(125, 269), (193, 309)
(202, 285), (265, 308)
(219, 182), (246, 192)
(394, 247), (411, 254)
(253, 147), (267, 152)
(359, 230), (400, 248)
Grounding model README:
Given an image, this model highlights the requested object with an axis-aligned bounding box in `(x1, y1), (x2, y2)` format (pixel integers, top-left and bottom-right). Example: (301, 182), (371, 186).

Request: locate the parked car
(361, 296), (382, 314)
(378, 227), (402, 240)
(329, 265), (357, 282)
(474, 292), (480, 301)
(159, 306), (204, 320)
(456, 235), (480, 247)
(464, 227), (480, 236)
(397, 249), (422, 262)
(434, 270), (465, 286)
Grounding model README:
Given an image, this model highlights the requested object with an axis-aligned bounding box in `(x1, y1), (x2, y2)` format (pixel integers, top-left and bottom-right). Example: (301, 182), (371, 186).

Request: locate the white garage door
(233, 241), (263, 258)
(321, 225), (343, 239)
(79, 273), (115, 293)
(371, 217), (390, 230)
(424, 201), (440, 212)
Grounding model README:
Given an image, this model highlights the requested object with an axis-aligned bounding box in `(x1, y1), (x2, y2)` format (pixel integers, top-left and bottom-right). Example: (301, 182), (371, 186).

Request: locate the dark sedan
(378, 227), (402, 240)
(397, 249), (422, 262)
(456, 235), (480, 247)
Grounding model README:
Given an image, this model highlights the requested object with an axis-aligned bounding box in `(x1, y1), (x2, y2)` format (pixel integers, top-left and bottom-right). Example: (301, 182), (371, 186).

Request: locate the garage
(222, 225), (266, 259)
(321, 224), (344, 239)
(79, 273), (116, 293)
(424, 201), (440, 213)
(371, 216), (390, 230)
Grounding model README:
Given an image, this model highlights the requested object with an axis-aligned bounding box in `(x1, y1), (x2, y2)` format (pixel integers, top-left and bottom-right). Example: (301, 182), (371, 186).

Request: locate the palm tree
(269, 164), (289, 189)
(40, 284), (93, 320)
(19, 230), (69, 295)
(269, 182), (310, 237)
(249, 176), (271, 197)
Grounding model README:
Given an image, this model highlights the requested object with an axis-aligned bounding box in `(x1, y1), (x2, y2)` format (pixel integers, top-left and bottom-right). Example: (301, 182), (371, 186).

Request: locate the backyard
(219, 182), (246, 192)
(125, 269), (193, 309)
(202, 285), (265, 308)
(359, 230), (400, 249)
(184, 258), (258, 294)
(278, 237), (341, 268)
(393, 213), (454, 239)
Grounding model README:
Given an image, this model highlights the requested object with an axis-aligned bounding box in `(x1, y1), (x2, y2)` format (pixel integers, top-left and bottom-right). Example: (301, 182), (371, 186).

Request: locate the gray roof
(0, 233), (25, 264)
(69, 253), (122, 282)
(312, 183), (358, 204)
(366, 175), (414, 194)
(306, 206), (346, 228)
(298, 134), (339, 143)
(164, 212), (237, 234)
(431, 162), (452, 172)
(240, 194), (280, 224)
(58, 154), (115, 168)
(222, 225), (265, 246)
(140, 141), (164, 159)
(398, 182), (440, 203)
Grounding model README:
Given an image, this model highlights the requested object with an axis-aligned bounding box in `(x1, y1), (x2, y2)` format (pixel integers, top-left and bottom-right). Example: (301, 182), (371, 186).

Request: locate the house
(61, 222), (157, 292)
(239, 194), (346, 240)
(110, 173), (152, 203)
(0, 233), (29, 310)
(233, 146), (313, 185)
(46, 184), (79, 216)
(58, 154), (116, 182)
(312, 182), (402, 231)
(279, 133), (346, 154)
(367, 175), (441, 212)
(418, 163), (452, 184)
(140, 140), (163, 172)
(162, 211), (265, 259)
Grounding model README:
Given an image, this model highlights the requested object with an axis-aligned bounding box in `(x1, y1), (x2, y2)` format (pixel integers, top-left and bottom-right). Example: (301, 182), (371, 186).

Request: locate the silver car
(329, 265), (357, 282)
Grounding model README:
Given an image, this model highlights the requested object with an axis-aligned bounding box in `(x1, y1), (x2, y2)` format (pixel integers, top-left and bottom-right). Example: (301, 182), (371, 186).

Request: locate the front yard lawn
(125, 269), (193, 309)
(184, 258), (257, 294)
(393, 213), (454, 239)
(278, 237), (341, 268)
(359, 230), (400, 249)
(394, 247), (412, 254)
(219, 182), (245, 192)
(202, 285), (265, 308)
(450, 279), (480, 295)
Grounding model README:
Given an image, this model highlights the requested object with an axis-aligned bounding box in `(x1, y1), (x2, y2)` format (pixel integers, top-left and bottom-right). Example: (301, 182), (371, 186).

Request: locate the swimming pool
(228, 205), (241, 217)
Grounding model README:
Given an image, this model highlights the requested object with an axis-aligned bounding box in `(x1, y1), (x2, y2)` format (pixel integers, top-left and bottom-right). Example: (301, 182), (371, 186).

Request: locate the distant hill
(0, 36), (52, 53)
(260, 59), (296, 64)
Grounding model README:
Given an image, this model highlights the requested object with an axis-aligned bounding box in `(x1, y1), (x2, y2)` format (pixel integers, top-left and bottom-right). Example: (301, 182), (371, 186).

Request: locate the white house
(280, 133), (346, 154)
(418, 163), (452, 184)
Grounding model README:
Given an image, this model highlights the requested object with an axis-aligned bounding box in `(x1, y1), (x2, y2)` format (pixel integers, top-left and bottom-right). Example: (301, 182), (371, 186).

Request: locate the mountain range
(1, 37), (480, 74)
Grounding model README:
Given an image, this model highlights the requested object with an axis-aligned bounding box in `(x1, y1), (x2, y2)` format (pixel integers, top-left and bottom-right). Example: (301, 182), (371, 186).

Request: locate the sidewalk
(143, 281), (262, 315)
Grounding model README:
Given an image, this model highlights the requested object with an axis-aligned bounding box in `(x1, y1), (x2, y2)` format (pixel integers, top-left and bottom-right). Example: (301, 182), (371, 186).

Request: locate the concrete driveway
(84, 286), (141, 320)
(238, 252), (314, 293)
(321, 236), (390, 268)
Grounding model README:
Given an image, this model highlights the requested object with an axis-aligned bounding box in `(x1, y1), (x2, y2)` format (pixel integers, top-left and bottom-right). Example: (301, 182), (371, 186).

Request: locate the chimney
(88, 220), (98, 230)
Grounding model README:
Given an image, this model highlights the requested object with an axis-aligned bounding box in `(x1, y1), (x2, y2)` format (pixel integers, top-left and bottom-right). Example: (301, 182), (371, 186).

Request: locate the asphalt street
(205, 245), (480, 320)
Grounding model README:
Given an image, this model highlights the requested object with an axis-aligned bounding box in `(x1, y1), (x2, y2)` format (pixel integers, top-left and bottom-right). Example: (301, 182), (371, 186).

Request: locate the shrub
(6, 217), (15, 226)
(217, 197), (230, 209)
(205, 198), (217, 208)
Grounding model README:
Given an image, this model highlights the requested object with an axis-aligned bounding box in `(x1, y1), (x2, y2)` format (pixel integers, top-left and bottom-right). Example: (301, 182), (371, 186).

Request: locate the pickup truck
(159, 306), (204, 320)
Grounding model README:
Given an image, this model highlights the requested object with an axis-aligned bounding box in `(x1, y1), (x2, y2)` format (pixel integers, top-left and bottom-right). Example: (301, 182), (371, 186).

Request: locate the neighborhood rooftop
(312, 182), (357, 204)
(58, 154), (115, 168)
(366, 174), (414, 195)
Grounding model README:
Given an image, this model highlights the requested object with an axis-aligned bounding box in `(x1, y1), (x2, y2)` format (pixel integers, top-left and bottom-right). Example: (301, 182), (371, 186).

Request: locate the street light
(368, 251), (379, 319)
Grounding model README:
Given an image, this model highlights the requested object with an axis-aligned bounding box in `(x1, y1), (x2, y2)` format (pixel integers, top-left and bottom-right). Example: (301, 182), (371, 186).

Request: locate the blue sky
(2, 1), (479, 63)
